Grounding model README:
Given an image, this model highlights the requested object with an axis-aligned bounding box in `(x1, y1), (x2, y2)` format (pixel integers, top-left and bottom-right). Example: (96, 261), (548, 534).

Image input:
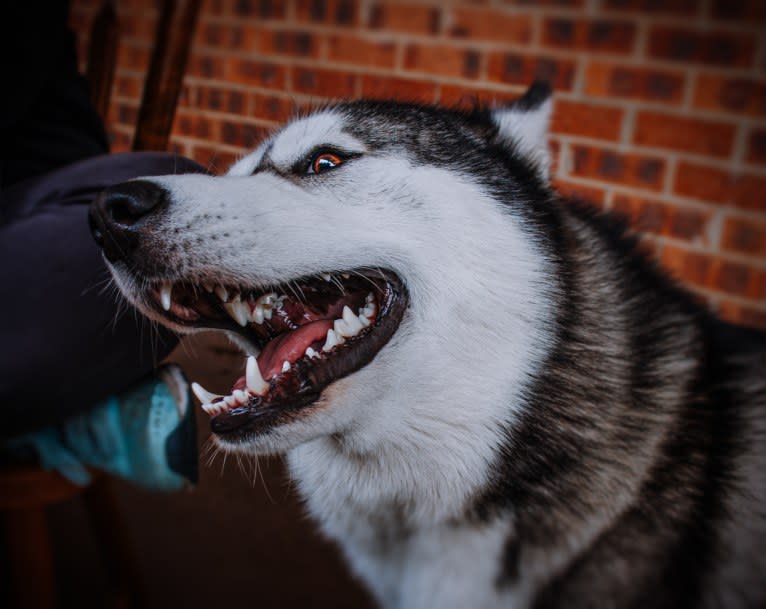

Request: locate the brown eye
(310, 152), (343, 175)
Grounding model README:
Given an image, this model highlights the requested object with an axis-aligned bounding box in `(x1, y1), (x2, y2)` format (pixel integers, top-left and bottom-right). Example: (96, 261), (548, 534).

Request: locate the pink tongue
(256, 319), (333, 380)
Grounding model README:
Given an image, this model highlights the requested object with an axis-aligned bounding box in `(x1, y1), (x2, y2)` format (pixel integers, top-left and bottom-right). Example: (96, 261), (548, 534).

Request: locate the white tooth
(342, 273), (350, 279)
(263, 306), (273, 320)
(334, 319), (355, 340)
(366, 292), (374, 303)
(224, 395), (237, 407)
(321, 273), (332, 281)
(215, 285), (229, 302)
(160, 281), (172, 311)
(322, 329), (340, 351)
(281, 360), (291, 373)
(260, 292), (277, 305)
(224, 301), (249, 327)
(246, 356), (269, 395)
(342, 305), (364, 334)
(191, 382), (223, 405)
(253, 305), (264, 324)
(201, 403), (216, 415)
(202, 282), (214, 293)
(358, 313), (370, 327)
(305, 347), (319, 359)
(233, 389), (249, 404)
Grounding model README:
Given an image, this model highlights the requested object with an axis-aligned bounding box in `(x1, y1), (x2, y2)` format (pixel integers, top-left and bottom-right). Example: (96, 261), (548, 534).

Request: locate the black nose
(89, 180), (168, 263)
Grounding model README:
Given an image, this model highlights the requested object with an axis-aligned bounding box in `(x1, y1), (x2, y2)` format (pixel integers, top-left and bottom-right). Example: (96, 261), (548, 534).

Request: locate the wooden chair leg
(4, 506), (58, 609)
(82, 477), (143, 609)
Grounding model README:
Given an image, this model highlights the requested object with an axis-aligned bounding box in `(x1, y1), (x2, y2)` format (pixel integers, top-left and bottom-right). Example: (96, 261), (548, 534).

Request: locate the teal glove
(8, 365), (197, 491)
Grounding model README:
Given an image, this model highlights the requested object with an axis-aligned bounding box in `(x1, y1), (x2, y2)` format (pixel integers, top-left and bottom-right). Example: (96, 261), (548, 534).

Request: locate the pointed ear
(491, 81), (554, 181)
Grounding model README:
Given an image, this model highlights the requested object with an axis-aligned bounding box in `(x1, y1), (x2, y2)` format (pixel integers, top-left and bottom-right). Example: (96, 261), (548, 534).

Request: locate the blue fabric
(8, 376), (192, 491)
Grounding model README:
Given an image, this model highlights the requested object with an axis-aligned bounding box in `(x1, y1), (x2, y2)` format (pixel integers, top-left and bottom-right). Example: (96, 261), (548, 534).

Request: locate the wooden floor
(47, 332), (376, 609)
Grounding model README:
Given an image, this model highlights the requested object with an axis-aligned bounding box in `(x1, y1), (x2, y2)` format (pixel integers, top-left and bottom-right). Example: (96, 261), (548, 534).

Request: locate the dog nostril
(101, 180), (168, 228)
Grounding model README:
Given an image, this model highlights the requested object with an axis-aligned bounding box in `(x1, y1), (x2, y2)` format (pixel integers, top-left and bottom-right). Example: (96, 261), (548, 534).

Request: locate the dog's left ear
(491, 81), (554, 182)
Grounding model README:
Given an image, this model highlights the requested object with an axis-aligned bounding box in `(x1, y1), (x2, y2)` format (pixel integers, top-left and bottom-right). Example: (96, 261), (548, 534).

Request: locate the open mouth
(147, 269), (407, 439)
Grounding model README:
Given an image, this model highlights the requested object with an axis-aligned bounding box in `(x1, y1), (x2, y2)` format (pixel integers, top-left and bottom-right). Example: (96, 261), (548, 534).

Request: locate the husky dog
(89, 82), (765, 609)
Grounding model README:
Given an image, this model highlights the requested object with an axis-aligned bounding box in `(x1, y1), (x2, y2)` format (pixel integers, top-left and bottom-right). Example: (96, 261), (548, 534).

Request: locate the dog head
(89, 82), (557, 458)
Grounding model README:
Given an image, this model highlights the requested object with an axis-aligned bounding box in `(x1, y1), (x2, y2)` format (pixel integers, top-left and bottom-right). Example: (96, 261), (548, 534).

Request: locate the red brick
(404, 44), (482, 80)
(191, 145), (241, 174)
(633, 112), (735, 158)
(114, 75), (142, 99)
(220, 120), (270, 148)
(553, 179), (607, 205)
(570, 145), (666, 191)
(746, 129), (766, 165)
(450, 8), (533, 43)
(368, 4), (441, 34)
(603, 0), (698, 14)
(721, 217), (766, 257)
(660, 244), (714, 288)
(119, 14), (156, 41)
(327, 35), (396, 68)
(502, 0), (584, 5)
(239, 27), (319, 58)
(439, 85), (521, 109)
(585, 62), (685, 104)
(292, 67), (357, 98)
(712, 262), (765, 299)
(107, 129), (132, 153)
(188, 54), (226, 79)
(674, 162), (766, 212)
(648, 26), (756, 67)
(487, 52), (576, 91)
(693, 74), (766, 118)
(196, 86), (247, 114)
(294, 0), (358, 26)
(718, 301), (766, 330)
(361, 75), (438, 103)
(231, 0), (287, 19)
(712, 0), (766, 23)
(552, 101), (623, 141)
(611, 195), (711, 242)
(173, 112), (219, 140)
(115, 43), (151, 71)
(542, 18), (636, 54)
(228, 59), (286, 89)
(251, 93), (295, 122)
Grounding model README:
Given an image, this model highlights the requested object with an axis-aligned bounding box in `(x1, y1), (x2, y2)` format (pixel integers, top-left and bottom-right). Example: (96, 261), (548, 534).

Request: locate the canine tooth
(342, 305), (364, 334)
(160, 281), (173, 311)
(305, 347), (319, 359)
(334, 319), (354, 339)
(224, 300), (249, 327)
(253, 305), (264, 324)
(322, 329), (340, 352)
(191, 382), (223, 405)
(215, 285), (229, 302)
(233, 389), (249, 404)
(246, 356), (269, 395)
(358, 314), (370, 327)
(281, 360), (291, 373)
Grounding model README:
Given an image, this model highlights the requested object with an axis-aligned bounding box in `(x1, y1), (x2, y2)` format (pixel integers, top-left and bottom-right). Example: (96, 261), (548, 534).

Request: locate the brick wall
(70, 0), (766, 329)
